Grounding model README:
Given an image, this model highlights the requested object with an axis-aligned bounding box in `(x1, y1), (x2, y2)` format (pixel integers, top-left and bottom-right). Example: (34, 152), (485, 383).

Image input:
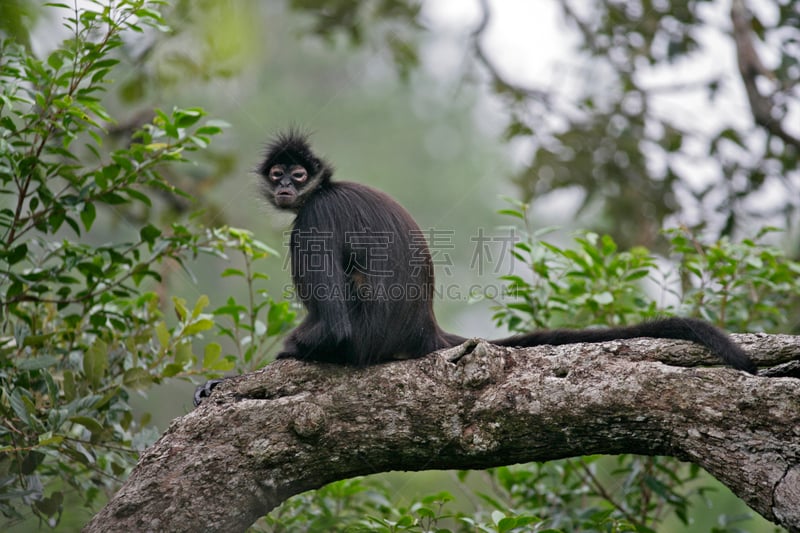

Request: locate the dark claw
(193, 379), (224, 407)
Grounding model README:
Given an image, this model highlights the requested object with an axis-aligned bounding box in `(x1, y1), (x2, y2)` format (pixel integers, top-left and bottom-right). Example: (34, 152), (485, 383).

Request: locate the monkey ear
(307, 156), (324, 174)
(255, 157), (273, 177)
(313, 156), (334, 181)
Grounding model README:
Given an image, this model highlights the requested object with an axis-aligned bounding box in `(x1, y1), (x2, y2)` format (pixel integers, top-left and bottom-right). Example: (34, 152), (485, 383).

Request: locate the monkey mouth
(275, 192), (297, 207)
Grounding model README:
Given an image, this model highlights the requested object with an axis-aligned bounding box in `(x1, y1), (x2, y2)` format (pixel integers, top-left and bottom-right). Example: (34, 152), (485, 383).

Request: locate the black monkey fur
(193, 131), (756, 406)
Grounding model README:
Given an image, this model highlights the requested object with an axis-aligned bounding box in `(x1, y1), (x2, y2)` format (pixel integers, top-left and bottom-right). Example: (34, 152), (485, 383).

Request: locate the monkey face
(258, 130), (332, 211)
(267, 164), (308, 209)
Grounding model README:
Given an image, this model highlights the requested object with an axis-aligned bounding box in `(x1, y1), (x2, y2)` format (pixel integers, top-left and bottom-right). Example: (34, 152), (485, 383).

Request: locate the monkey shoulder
(323, 181), (400, 207)
(299, 181), (418, 233)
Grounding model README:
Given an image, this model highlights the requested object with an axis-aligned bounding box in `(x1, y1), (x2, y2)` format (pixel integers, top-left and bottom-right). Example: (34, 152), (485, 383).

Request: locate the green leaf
(210, 355), (235, 371)
(395, 515), (415, 527)
(204, 119), (231, 129)
(192, 295), (210, 319)
(202, 342), (222, 368)
(162, 362), (184, 378)
(174, 342), (193, 366)
(174, 107), (204, 128)
(70, 416), (104, 435)
(98, 164), (119, 187)
(9, 390), (32, 425)
(267, 301), (295, 336)
(251, 239), (279, 255)
(77, 261), (103, 278)
(498, 517), (519, 532)
(213, 301), (247, 320)
(195, 125), (223, 136)
(48, 208), (66, 232)
(131, 263), (161, 286)
(144, 142), (169, 151)
(172, 296), (188, 321)
(80, 202), (96, 231)
(718, 127), (744, 148)
(83, 338), (109, 389)
(99, 191), (128, 204)
(134, 7), (166, 22)
(497, 208), (525, 220)
(123, 368), (152, 390)
(33, 491), (64, 518)
(140, 223), (161, 245)
(90, 58), (120, 70)
(124, 187), (152, 206)
(16, 355), (60, 371)
(37, 435), (64, 447)
(64, 370), (76, 402)
(183, 318), (214, 336)
(624, 269), (650, 281)
(5, 243), (28, 265)
(155, 321), (170, 348)
(47, 51), (64, 70)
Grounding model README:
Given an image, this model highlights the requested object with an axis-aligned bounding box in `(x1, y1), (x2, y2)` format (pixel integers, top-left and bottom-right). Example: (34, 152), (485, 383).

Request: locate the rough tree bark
(85, 333), (800, 533)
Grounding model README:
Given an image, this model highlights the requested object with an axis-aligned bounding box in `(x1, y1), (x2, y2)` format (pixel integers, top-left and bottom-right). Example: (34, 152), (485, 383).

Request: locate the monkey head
(258, 131), (333, 211)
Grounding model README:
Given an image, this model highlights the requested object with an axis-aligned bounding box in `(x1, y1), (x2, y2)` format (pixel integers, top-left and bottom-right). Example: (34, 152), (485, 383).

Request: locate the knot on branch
(448, 340), (507, 389)
(774, 464), (800, 526)
(289, 402), (327, 439)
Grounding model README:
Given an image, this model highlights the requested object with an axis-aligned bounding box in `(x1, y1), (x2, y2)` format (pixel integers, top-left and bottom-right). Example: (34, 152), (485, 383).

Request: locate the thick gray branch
(85, 334), (800, 532)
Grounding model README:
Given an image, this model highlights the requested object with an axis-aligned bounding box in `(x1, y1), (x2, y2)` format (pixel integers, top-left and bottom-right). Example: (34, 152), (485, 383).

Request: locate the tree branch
(470, 0), (550, 103)
(731, 0), (800, 150)
(84, 334), (800, 533)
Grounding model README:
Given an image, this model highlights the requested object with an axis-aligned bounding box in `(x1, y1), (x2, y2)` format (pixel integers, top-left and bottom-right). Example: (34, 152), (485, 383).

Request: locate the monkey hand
(193, 379), (225, 407)
(438, 338), (485, 363)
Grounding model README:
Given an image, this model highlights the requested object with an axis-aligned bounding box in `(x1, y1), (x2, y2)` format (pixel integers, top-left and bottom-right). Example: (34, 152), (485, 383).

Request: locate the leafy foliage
(288, 0), (422, 79)
(0, 2), (294, 527)
(667, 227), (800, 333)
(490, 201), (800, 336)
(491, 201), (660, 332)
(259, 463), (756, 532)
(260, 476), (543, 533)
(213, 228), (297, 372)
(503, 1), (800, 246)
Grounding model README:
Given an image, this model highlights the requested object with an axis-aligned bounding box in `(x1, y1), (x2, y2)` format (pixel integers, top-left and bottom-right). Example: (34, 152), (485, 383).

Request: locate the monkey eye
(270, 169), (284, 181)
(292, 171), (307, 183)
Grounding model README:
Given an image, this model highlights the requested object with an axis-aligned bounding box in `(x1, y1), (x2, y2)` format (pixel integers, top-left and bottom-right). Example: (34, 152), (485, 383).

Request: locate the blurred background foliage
(0, 0), (798, 531)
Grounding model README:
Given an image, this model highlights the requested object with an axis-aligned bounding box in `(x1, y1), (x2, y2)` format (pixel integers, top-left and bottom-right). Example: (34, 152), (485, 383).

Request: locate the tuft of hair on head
(257, 129), (333, 181)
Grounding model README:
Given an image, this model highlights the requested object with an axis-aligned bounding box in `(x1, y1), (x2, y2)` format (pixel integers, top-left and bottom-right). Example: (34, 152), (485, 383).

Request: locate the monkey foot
(440, 338), (485, 363)
(193, 379), (224, 407)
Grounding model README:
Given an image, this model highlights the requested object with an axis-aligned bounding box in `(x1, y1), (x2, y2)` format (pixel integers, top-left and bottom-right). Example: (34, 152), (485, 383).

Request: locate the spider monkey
(193, 131), (756, 406)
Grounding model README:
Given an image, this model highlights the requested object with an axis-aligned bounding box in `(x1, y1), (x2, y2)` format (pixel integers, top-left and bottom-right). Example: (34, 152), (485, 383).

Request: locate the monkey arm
(284, 225), (354, 359)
